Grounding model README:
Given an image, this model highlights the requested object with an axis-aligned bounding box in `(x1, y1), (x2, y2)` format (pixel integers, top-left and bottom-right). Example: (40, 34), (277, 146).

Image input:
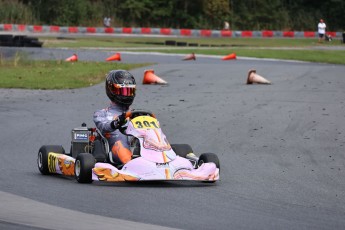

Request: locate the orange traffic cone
(142, 69), (167, 85)
(65, 54), (78, 62)
(247, 69), (271, 84)
(106, 53), (121, 61)
(182, 53), (196, 61)
(222, 53), (236, 60)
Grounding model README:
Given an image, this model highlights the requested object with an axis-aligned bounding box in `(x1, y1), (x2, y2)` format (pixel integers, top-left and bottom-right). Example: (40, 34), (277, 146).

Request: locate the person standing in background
(103, 17), (111, 27)
(318, 19), (326, 43)
(224, 21), (230, 30)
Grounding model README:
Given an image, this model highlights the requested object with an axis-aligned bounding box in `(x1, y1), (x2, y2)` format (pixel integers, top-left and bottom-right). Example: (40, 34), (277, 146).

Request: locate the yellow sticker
(131, 116), (160, 129)
(48, 152), (60, 173)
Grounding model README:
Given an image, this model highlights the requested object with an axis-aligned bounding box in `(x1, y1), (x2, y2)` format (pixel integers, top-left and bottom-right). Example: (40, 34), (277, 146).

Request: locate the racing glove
(110, 113), (126, 130)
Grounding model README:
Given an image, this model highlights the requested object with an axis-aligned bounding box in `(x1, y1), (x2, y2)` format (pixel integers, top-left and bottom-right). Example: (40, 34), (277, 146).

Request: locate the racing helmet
(105, 70), (136, 105)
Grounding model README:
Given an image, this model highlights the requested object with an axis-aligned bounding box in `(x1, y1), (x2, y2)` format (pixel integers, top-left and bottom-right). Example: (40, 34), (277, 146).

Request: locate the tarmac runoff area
(0, 47), (345, 230)
(0, 191), (179, 230)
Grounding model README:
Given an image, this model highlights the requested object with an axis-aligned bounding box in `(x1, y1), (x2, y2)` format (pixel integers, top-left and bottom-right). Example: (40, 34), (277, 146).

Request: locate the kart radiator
(71, 126), (91, 158)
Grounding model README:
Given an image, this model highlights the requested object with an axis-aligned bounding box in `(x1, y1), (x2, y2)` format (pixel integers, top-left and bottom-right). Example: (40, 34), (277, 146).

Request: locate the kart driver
(93, 70), (136, 165)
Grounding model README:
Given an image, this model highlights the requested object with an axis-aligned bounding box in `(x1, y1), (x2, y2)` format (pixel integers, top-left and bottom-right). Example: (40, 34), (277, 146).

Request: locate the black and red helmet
(105, 70), (136, 105)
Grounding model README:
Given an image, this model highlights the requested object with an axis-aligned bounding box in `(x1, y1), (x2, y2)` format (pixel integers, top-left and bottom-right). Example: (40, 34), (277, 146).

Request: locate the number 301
(135, 120), (158, 129)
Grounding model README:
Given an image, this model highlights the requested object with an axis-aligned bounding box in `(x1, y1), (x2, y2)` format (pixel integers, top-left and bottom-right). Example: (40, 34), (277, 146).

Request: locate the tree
(1, 0), (344, 31)
(203, 0), (230, 29)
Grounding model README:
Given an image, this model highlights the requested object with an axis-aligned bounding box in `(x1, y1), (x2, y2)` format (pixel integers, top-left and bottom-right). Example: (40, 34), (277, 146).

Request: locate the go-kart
(37, 110), (220, 183)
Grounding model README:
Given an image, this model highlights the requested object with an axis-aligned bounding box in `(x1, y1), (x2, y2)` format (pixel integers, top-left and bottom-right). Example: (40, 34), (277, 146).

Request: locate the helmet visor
(112, 83), (136, 96)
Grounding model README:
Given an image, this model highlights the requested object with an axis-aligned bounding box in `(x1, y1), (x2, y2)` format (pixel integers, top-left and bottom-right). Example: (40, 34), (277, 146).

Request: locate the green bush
(0, 0), (36, 24)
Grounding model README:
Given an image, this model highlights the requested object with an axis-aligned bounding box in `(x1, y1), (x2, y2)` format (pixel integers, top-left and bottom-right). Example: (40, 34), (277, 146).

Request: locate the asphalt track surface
(1, 47), (345, 229)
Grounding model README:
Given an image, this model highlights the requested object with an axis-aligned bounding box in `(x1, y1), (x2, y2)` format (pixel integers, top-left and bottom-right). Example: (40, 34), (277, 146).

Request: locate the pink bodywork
(92, 116), (219, 182)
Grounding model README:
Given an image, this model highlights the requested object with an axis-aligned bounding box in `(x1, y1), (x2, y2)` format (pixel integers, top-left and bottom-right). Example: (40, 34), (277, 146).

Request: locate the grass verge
(41, 36), (345, 65)
(1, 36), (344, 90)
(0, 55), (150, 89)
(42, 37), (343, 48)
(149, 48), (345, 65)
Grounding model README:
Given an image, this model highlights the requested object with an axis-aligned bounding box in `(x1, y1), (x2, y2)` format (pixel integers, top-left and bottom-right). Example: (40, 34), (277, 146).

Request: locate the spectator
(224, 21), (230, 30)
(318, 19), (326, 43)
(103, 17), (111, 28)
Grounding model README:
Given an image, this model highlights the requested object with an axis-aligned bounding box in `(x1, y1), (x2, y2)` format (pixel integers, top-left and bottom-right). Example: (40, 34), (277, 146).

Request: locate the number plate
(131, 116), (160, 129)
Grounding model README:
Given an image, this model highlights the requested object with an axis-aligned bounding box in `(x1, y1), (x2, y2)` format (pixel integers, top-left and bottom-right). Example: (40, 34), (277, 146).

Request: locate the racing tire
(198, 153), (220, 169)
(74, 153), (95, 184)
(171, 144), (193, 158)
(37, 145), (65, 175)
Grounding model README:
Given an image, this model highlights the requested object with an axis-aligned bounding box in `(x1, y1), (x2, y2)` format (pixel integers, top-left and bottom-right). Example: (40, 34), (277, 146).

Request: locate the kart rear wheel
(75, 153), (95, 184)
(198, 153), (220, 169)
(37, 145), (65, 175)
(171, 144), (193, 158)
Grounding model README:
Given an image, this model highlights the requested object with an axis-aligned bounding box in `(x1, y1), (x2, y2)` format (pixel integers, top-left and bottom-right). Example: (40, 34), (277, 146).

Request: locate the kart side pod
(37, 145), (75, 176)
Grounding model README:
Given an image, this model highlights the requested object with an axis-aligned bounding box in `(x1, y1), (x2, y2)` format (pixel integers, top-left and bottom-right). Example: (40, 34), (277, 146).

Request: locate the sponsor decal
(48, 152), (75, 175)
(93, 167), (139, 182)
(64, 159), (71, 168)
(156, 162), (169, 168)
(74, 133), (88, 140)
(48, 152), (58, 173)
(58, 157), (75, 176)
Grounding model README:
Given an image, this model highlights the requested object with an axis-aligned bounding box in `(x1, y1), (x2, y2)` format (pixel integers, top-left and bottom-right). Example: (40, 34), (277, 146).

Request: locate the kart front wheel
(75, 153), (95, 184)
(171, 144), (193, 158)
(37, 145), (65, 175)
(198, 153), (220, 169)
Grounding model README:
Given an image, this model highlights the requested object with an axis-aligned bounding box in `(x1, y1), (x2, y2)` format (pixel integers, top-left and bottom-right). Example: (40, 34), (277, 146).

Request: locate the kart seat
(92, 139), (107, 162)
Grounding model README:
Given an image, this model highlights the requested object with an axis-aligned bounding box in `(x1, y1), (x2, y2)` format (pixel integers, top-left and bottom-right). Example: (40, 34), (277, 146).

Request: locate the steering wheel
(124, 110), (156, 119)
(119, 109), (156, 134)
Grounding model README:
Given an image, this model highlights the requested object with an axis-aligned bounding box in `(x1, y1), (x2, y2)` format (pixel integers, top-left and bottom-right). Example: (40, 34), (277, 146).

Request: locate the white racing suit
(93, 102), (132, 164)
